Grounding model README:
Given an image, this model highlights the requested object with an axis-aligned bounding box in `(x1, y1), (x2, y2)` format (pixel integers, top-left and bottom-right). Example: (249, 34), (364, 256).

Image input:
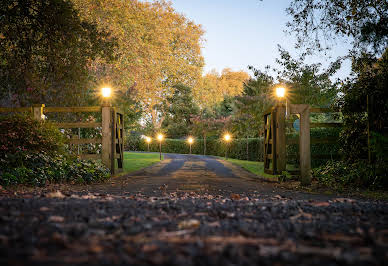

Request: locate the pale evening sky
(168, 0), (352, 78)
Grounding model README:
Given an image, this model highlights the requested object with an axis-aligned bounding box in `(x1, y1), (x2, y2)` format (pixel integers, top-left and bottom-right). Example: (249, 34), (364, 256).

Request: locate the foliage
(287, 128), (342, 168)
(137, 138), (264, 162)
(286, 0), (388, 54)
(275, 47), (341, 106)
(0, 151), (110, 187)
(72, 0), (204, 129)
(313, 159), (388, 190)
(195, 68), (249, 108)
(338, 49), (388, 162)
(0, 114), (65, 156)
(162, 84), (200, 138)
(233, 68), (274, 137)
(0, 0), (114, 107)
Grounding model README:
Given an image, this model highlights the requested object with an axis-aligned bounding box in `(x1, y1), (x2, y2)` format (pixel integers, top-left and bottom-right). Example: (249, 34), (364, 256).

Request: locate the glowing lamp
(275, 87), (286, 98)
(102, 87), (112, 98)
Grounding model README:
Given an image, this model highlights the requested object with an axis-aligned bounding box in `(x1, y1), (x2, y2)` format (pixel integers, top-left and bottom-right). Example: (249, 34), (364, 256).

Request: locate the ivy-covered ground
(1, 154), (387, 265)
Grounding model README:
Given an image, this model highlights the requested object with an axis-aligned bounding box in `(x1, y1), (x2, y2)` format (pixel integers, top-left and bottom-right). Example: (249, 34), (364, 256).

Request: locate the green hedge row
(127, 127), (341, 166)
(137, 138), (264, 161)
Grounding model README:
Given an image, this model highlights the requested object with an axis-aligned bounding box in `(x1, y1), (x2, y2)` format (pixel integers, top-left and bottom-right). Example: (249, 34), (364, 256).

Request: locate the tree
(286, 0), (388, 54)
(162, 84), (199, 138)
(191, 111), (229, 155)
(339, 50), (388, 162)
(0, 0), (114, 107)
(72, 0), (204, 129)
(275, 47), (341, 106)
(195, 68), (249, 108)
(233, 68), (274, 137)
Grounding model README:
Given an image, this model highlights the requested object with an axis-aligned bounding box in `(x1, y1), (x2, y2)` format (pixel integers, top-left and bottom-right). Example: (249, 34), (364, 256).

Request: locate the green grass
(122, 152), (163, 174)
(219, 157), (276, 178)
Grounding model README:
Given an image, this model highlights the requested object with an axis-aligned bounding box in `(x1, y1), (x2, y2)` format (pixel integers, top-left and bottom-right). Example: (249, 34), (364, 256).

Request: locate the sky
(169, 0), (352, 78)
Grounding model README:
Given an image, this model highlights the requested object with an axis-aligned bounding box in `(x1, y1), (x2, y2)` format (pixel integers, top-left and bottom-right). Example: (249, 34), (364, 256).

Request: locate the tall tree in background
(0, 0), (114, 107)
(72, 0), (204, 129)
(195, 68), (249, 108)
(286, 0), (388, 54)
(162, 84), (199, 138)
(233, 68), (274, 137)
(275, 47), (341, 106)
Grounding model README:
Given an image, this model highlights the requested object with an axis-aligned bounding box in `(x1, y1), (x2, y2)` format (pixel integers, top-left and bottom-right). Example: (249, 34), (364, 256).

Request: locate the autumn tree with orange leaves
(72, 0), (204, 128)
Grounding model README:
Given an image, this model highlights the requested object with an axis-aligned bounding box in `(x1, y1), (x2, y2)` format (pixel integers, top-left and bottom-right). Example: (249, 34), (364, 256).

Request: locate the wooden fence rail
(0, 104), (123, 174)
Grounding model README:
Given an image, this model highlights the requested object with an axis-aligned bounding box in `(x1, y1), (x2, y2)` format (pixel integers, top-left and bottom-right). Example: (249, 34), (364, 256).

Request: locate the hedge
(134, 138), (264, 161)
(127, 128), (341, 166)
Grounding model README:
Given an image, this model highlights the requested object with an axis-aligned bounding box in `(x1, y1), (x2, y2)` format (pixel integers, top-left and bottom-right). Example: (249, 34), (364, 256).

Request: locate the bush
(0, 114), (65, 156)
(0, 151), (110, 187)
(313, 159), (388, 190)
(0, 114), (110, 187)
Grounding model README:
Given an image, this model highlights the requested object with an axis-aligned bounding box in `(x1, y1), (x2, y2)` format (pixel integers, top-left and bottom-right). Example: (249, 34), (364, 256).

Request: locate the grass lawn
(218, 157), (276, 178)
(122, 152), (163, 174)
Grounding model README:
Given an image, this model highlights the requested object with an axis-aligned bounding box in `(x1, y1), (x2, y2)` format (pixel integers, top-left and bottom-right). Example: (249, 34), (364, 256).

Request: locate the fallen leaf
(46, 191), (65, 198)
(333, 198), (355, 203)
(178, 219), (200, 230)
(89, 243), (103, 253)
(207, 221), (220, 227)
(39, 207), (50, 211)
(48, 216), (64, 223)
(311, 202), (330, 207)
(230, 194), (241, 200)
(142, 244), (159, 253)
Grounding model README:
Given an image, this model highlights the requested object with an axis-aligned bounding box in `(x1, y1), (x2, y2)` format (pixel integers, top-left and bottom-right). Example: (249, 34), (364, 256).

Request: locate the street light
(145, 136), (151, 152)
(157, 133), (164, 160)
(275, 87), (286, 98)
(187, 137), (194, 155)
(101, 87), (112, 106)
(223, 133), (232, 160)
(275, 86), (288, 117)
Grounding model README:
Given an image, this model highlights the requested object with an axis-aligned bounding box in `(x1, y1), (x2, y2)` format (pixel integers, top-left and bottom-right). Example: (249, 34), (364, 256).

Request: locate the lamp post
(275, 86), (287, 117)
(274, 86), (287, 174)
(157, 133), (164, 160)
(223, 133), (232, 160)
(145, 136), (151, 152)
(101, 87), (112, 107)
(187, 137), (194, 155)
(101, 87), (113, 171)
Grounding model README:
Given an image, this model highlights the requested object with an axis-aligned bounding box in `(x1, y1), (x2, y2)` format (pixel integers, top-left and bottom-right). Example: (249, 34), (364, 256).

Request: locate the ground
(1, 153), (387, 265)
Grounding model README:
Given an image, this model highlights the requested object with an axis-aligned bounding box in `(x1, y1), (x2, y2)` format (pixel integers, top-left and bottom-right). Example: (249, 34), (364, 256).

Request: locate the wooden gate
(112, 108), (124, 174)
(0, 104), (124, 175)
(263, 104), (311, 184)
(263, 108), (276, 175)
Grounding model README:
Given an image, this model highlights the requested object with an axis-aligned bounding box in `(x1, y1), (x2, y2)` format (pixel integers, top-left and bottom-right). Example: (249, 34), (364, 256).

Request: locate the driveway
(86, 153), (334, 200)
(1, 153), (387, 265)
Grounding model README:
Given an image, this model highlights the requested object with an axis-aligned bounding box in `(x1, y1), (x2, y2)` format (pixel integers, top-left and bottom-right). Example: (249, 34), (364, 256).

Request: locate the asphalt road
(85, 153), (333, 200)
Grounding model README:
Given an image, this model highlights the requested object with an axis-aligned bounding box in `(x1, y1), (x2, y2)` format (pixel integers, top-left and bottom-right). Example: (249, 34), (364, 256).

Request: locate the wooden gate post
(33, 104), (45, 120)
(299, 105), (311, 185)
(276, 104), (286, 174)
(102, 105), (112, 172)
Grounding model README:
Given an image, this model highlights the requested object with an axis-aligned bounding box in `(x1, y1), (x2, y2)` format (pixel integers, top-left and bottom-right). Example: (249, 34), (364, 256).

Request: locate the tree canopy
(195, 68), (249, 108)
(72, 0), (205, 129)
(286, 0), (388, 54)
(0, 0), (114, 107)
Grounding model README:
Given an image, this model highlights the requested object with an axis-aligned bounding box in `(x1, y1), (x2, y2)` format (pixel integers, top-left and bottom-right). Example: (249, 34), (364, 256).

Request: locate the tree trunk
(246, 135), (249, 161)
(203, 132), (207, 155)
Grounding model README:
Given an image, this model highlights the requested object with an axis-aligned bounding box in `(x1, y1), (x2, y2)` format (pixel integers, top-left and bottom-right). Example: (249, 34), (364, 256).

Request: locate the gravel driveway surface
(1, 154), (387, 265)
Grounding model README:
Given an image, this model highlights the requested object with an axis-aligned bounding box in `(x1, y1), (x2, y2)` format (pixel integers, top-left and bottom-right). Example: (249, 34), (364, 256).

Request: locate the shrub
(313, 159), (388, 190)
(0, 114), (65, 157)
(0, 151), (110, 187)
